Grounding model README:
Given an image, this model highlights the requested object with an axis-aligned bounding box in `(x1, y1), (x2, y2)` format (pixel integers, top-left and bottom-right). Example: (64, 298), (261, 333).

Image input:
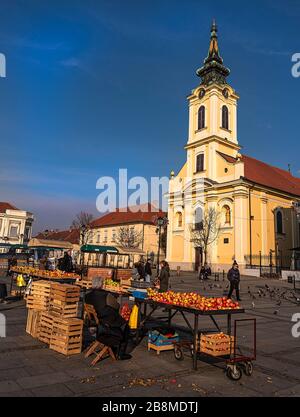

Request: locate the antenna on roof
(288, 164), (291, 174)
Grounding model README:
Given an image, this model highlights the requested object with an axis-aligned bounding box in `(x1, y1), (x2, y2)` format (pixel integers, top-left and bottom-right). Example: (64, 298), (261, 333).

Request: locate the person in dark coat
(227, 262), (241, 301)
(145, 259), (152, 283)
(61, 251), (73, 273)
(159, 260), (170, 292)
(137, 260), (145, 281)
(85, 277), (131, 359)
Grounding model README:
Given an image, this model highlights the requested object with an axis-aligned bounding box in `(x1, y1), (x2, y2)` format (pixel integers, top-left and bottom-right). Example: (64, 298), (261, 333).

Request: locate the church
(166, 21), (300, 273)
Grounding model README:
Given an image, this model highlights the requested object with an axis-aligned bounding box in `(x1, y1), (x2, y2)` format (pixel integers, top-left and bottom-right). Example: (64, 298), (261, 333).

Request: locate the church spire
(196, 20), (230, 86)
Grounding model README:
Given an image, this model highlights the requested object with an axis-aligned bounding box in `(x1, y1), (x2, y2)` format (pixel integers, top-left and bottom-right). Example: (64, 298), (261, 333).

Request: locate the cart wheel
(226, 365), (242, 381)
(243, 361), (253, 376)
(174, 347), (184, 361)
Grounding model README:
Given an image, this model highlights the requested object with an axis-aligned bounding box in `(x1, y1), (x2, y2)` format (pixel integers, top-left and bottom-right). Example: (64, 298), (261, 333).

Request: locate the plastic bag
(129, 304), (139, 329)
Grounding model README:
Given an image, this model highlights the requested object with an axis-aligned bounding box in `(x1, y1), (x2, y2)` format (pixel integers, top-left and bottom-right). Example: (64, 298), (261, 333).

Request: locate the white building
(0, 202), (34, 245)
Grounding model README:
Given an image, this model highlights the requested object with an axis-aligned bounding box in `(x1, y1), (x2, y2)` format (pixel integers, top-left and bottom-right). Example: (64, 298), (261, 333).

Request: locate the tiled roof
(242, 155), (300, 197)
(0, 202), (19, 213)
(35, 229), (80, 244)
(91, 203), (166, 228)
(217, 152), (300, 197)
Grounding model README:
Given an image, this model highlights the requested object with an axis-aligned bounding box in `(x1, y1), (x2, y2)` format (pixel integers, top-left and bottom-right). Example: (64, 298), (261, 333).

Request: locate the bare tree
(190, 207), (221, 265)
(114, 226), (143, 249)
(71, 212), (94, 246)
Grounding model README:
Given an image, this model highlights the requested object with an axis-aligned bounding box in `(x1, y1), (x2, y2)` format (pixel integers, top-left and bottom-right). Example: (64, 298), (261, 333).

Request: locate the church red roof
(242, 155), (300, 197)
(217, 151), (300, 197)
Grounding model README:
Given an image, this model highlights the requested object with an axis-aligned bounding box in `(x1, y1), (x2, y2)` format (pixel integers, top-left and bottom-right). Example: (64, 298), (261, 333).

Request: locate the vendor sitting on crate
(85, 277), (131, 360)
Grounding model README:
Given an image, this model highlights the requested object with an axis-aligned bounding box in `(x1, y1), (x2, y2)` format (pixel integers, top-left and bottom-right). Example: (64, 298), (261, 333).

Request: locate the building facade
(89, 204), (167, 262)
(0, 202), (34, 246)
(166, 22), (300, 273)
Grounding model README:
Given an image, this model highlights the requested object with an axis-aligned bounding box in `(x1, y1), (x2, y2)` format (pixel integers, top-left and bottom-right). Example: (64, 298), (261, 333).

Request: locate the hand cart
(172, 318), (256, 381)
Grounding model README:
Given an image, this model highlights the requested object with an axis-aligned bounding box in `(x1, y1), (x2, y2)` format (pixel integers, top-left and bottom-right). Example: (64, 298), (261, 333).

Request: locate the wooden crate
(38, 312), (55, 344)
(148, 342), (174, 355)
(26, 309), (41, 338)
(26, 295), (49, 311)
(76, 279), (92, 289)
(26, 280), (51, 311)
(198, 333), (234, 357)
(50, 283), (80, 303)
(49, 283), (80, 318)
(49, 302), (79, 318)
(50, 317), (83, 356)
(30, 280), (51, 297)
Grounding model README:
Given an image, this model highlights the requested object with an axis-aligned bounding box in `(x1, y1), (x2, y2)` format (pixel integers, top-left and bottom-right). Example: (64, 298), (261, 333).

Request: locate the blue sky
(0, 0), (299, 232)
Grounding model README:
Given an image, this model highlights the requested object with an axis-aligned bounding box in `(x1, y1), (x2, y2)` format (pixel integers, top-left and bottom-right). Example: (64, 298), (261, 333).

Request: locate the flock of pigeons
(193, 280), (300, 316)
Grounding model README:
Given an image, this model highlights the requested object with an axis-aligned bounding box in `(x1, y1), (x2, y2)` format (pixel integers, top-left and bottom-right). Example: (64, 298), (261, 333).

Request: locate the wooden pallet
(26, 309), (41, 338)
(50, 317), (83, 356)
(38, 312), (55, 344)
(148, 343), (175, 355)
(198, 333), (234, 357)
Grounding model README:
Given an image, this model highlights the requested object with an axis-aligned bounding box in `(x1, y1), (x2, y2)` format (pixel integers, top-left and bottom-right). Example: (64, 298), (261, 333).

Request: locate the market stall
(78, 245), (133, 290)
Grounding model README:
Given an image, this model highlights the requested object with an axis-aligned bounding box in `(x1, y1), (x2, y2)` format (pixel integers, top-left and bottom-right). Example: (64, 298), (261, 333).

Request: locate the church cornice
(185, 135), (241, 151)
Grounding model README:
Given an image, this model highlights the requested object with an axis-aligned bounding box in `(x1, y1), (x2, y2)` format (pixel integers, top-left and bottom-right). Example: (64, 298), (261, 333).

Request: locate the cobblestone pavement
(0, 271), (299, 397)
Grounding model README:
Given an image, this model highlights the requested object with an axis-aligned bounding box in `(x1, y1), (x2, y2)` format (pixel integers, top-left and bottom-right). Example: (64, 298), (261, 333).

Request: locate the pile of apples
(147, 289), (240, 311)
(11, 266), (79, 279)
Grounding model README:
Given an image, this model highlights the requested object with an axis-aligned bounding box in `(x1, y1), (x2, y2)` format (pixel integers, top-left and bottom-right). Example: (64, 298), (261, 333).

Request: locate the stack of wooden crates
(25, 281), (83, 356)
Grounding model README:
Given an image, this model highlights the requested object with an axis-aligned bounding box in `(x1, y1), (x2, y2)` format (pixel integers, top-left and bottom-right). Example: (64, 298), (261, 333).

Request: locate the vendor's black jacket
(145, 261), (152, 276)
(85, 289), (125, 328)
(227, 268), (240, 283)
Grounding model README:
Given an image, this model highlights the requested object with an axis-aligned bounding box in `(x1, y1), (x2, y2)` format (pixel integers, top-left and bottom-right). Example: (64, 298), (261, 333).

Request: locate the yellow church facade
(166, 22), (300, 273)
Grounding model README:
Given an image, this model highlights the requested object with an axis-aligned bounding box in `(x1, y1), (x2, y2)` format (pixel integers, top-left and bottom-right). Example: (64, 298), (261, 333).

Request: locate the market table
(134, 297), (245, 370)
(9, 268), (80, 294)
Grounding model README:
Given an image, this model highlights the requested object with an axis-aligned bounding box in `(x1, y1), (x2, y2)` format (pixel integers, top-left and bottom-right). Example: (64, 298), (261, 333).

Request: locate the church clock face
(222, 88), (229, 99)
(199, 88), (205, 99)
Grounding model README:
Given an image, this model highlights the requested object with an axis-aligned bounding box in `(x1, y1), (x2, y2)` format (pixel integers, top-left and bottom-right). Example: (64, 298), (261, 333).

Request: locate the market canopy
(0, 243), (28, 249)
(29, 238), (73, 250)
(80, 244), (119, 254)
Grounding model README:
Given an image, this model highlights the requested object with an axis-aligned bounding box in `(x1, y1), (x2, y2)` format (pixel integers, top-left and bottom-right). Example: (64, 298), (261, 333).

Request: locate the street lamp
(155, 216), (168, 275)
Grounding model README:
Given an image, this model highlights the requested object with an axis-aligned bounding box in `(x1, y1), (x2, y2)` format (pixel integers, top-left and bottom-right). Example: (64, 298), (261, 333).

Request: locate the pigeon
(276, 300), (281, 306)
(251, 302), (255, 309)
(273, 310), (279, 315)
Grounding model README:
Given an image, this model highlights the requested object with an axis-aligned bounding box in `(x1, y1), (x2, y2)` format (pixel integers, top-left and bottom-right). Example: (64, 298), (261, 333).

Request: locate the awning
(0, 243), (28, 249)
(29, 238), (73, 250)
(115, 246), (145, 255)
(80, 244), (119, 254)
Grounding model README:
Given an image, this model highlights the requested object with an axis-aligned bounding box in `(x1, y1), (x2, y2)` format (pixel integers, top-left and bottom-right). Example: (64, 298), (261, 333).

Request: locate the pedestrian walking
(227, 261), (242, 301)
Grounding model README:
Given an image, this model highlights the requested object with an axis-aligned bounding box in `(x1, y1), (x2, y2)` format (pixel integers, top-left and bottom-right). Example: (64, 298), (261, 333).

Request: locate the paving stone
(0, 380), (22, 393)
(30, 383), (75, 397)
(16, 372), (72, 389)
(0, 367), (30, 381)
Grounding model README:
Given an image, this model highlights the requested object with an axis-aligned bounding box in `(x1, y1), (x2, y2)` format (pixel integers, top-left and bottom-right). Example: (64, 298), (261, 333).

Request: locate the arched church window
(195, 207), (203, 230)
(222, 105), (229, 130)
(176, 212), (183, 228)
(276, 210), (283, 234)
(198, 106), (205, 130)
(223, 205), (231, 225)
